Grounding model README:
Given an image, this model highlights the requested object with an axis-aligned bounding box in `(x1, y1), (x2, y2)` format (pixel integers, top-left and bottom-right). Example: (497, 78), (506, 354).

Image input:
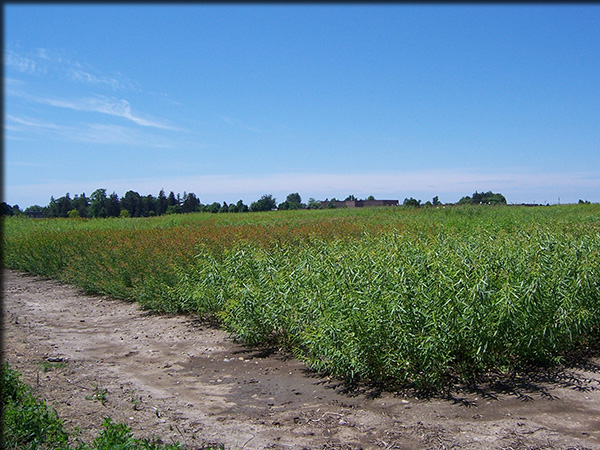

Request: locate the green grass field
(0, 363), (222, 449)
(4, 204), (600, 390)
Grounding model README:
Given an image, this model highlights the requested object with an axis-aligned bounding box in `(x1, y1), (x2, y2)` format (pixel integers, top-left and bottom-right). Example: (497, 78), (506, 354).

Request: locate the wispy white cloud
(5, 47), (138, 91)
(35, 48), (50, 60)
(34, 47), (64, 63)
(6, 76), (179, 131)
(4, 77), (24, 87)
(5, 114), (174, 148)
(67, 68), (126, 90)
(5, 47), (178, 137)
(31, 95), (177, 130)
(6, 114), (62, 131)
(4, 50), (38, 74)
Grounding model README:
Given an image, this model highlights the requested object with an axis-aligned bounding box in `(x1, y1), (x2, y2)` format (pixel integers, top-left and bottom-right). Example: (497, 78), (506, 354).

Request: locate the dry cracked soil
(3, 268), (600, 449)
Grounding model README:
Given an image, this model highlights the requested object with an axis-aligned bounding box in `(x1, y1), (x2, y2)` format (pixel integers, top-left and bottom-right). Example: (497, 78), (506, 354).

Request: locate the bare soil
(3, 268), (600, 449)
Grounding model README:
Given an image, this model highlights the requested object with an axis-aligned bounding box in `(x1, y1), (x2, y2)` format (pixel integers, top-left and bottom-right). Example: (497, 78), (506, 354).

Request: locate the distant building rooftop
(25, 211), (45, 218)
(320, 199), (399, 208)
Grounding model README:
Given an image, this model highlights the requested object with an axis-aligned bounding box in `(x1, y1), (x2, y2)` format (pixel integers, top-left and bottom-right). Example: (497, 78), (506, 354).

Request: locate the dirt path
(3, 268), (600, 449)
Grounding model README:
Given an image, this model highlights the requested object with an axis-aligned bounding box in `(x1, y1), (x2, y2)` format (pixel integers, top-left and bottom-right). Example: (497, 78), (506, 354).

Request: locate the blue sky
(4, 4), (600, 208)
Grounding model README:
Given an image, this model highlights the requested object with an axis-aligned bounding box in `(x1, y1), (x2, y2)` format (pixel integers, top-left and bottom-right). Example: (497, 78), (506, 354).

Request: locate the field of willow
(4, 204), (600, 390)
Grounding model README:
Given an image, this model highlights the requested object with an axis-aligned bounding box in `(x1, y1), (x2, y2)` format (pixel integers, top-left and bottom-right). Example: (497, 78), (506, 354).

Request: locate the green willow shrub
(4, 205), (600, 390)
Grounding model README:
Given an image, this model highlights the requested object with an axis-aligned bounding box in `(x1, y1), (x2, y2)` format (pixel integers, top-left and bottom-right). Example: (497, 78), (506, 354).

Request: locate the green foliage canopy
(458, 191), (507, 205)
(250, 194), (277, 212)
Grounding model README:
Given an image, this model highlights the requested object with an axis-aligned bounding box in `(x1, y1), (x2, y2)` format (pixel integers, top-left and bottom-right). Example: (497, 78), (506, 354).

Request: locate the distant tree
(278, 192), (302, 210)
(403, 197), (421, 207)
(143, 194), (157, 217)
(460, 191), (506, 205)
(472, 191), (486, 204)
(181, 192), (200, 214)
(579, 199), (591, 205)
(307, 198), (321, 209)
(1, 202), (14, 216)
(457, 195), (471, 205)
(287, 192), (301, 204)
(46, 196), (58, 217)
(72, 193), (89, 218)
(432, 196), (441, 206)
(46, 194), (71, 218)
(89, 189), (108, 218)
(67, 209), (79, 218)
(166, 204), (181, 215)
(236, 199), (249, 213)
(25, 205), (45, 217)
(250, 194), (277, 212)
(366, 195), (375, 201)
(156, 189), (168, 216)
(167, 191), (178, 208)
(106, 192), (121, 217)
(219, 202), (229, 213)
(12, 205), (23, 216)
(58, 193), (72, 218)
(488, 192), (506, 205)
(121, 191), (142, 217)
(345, 194), (357, 201)
(203, 201), (220, 213)
(120, 209), (131, 218)
(228, 203), (238, 213)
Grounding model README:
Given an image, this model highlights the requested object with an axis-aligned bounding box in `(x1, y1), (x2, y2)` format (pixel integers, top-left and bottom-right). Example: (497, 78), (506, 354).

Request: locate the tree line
(1, 190), (306, 218)
(1, 190), (510, 218)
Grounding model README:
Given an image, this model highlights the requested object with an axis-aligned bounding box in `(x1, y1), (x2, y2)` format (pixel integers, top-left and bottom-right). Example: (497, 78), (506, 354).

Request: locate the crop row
(4, 205), (600, 389)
